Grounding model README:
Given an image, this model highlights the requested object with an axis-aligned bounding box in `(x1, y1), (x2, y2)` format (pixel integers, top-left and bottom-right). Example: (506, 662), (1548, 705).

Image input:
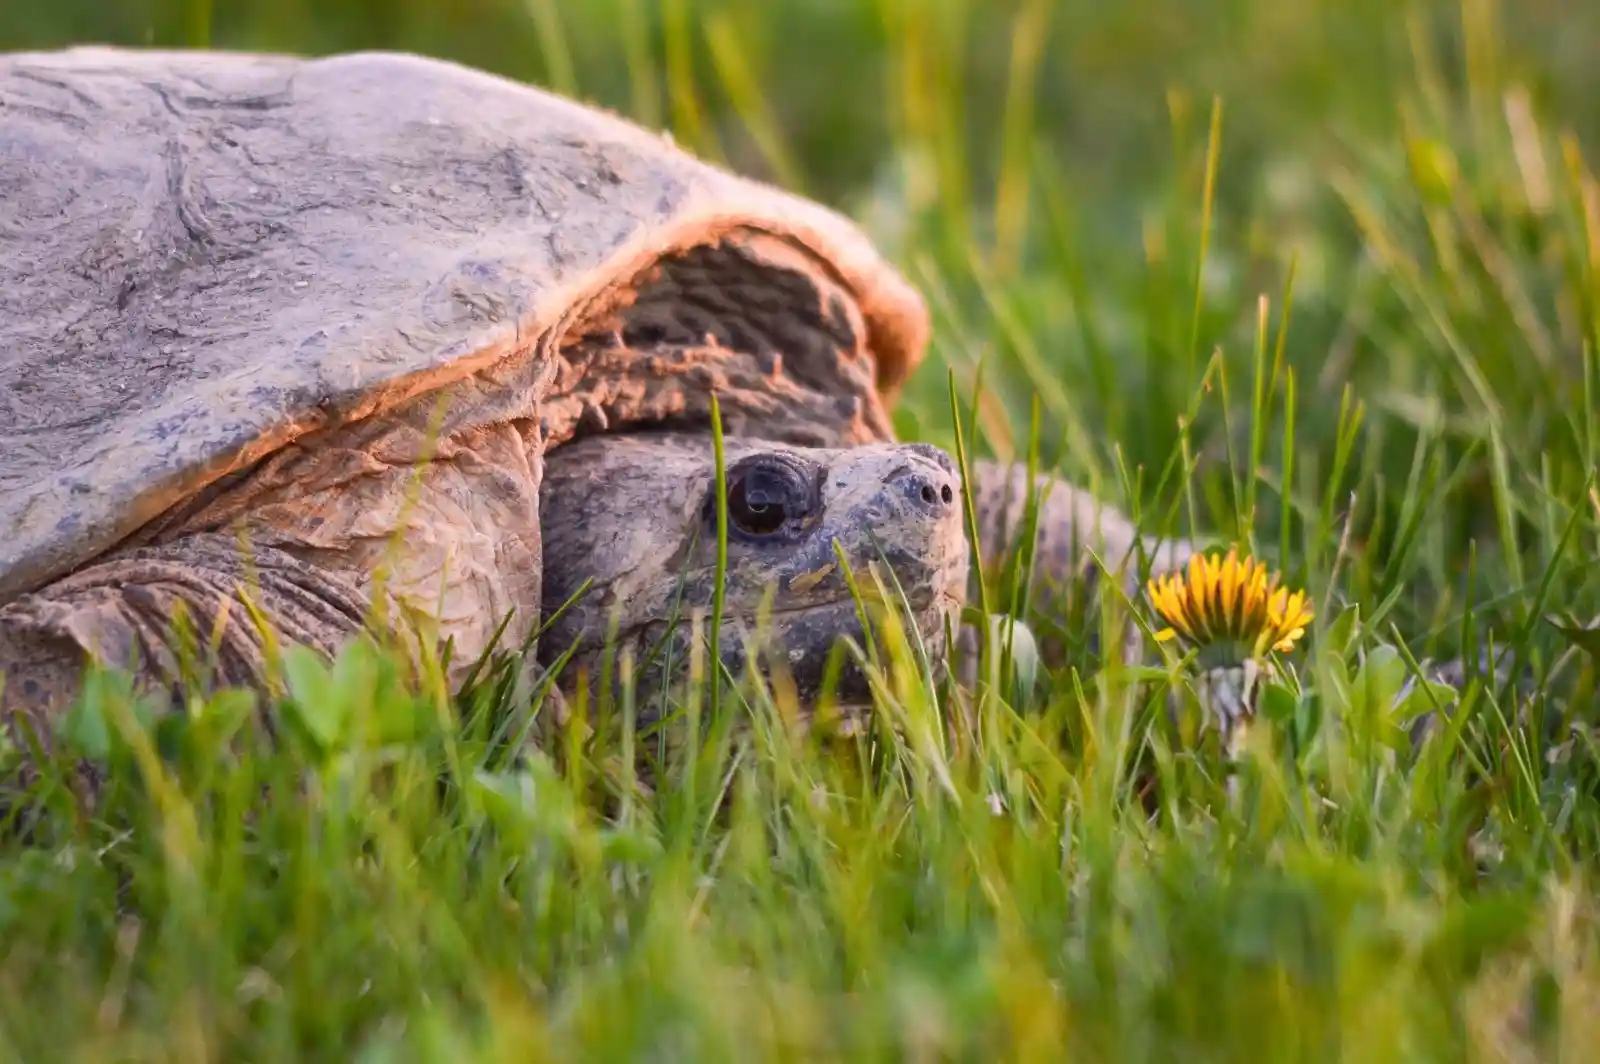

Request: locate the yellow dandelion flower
(1145, 548), (1313, 662)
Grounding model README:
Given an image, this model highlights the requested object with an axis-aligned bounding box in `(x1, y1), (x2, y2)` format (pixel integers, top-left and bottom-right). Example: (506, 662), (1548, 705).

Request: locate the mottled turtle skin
(0, 46), (1193, 747)
(537, 433), (1180, 723)
(539, 434), (972, 718)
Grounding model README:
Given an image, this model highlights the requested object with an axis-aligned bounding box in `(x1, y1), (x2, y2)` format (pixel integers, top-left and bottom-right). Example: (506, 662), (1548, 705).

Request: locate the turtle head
(538, 432), (969, 719)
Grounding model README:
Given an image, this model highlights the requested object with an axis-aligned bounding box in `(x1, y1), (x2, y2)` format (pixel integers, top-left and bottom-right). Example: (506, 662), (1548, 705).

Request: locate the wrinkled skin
(536, 432), (1205, 725)
(538, 433), (971, 720)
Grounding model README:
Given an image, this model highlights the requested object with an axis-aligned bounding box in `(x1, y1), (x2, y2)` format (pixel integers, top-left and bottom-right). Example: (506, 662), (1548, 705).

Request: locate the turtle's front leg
(963, 460), (1266, 736)
(0, 533), (374, 751)
(965, 462), (1281, 749)
(960, 462), (1556, 761)
(965, 459), (1195, 653)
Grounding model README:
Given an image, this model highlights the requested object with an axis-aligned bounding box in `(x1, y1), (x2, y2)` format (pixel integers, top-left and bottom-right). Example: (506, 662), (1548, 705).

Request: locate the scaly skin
(538, 433), (968, 722)
(537, 432), (1196, 719)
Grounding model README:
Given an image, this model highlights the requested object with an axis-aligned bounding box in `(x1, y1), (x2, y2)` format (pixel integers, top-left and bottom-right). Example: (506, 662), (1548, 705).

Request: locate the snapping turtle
(0, 46), (1192, 740)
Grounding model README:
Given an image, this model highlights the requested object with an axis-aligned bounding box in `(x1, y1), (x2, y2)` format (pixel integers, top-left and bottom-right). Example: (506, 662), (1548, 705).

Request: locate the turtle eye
(716, 455), (816, 540)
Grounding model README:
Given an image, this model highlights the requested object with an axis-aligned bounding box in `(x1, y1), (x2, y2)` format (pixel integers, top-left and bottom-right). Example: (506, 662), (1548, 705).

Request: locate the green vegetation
(4, 0), (1600, 1059)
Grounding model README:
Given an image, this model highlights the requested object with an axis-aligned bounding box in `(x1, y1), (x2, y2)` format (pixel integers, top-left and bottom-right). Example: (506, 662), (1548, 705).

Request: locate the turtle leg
(1402, 645), (1554, 752)
(965, 458), (1195, 660)
(0, 533), (374, 754)
(960, 462), (1565, 771)
(962, 461), (1266, 753)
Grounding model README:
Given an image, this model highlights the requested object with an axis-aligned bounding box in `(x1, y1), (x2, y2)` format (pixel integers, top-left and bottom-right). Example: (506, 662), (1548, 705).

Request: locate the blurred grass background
(5, 2), (1600, 1061)
(8, 0), (1600, 212)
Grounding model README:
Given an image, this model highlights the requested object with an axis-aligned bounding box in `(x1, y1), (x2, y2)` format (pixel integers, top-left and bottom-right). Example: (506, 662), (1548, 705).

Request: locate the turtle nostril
(888, 462), (958, 517)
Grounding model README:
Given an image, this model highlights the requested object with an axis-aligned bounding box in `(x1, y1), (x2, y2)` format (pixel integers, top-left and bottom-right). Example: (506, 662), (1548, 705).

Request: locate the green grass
(5, 0), (1600, 1060)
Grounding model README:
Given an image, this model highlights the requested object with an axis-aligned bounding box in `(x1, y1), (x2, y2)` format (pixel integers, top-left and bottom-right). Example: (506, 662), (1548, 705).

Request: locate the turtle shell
(0, 46), (928, 604)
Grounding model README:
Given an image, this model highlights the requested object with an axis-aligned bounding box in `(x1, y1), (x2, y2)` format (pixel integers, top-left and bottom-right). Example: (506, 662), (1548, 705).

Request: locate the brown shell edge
(0, 165), (930, 603)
